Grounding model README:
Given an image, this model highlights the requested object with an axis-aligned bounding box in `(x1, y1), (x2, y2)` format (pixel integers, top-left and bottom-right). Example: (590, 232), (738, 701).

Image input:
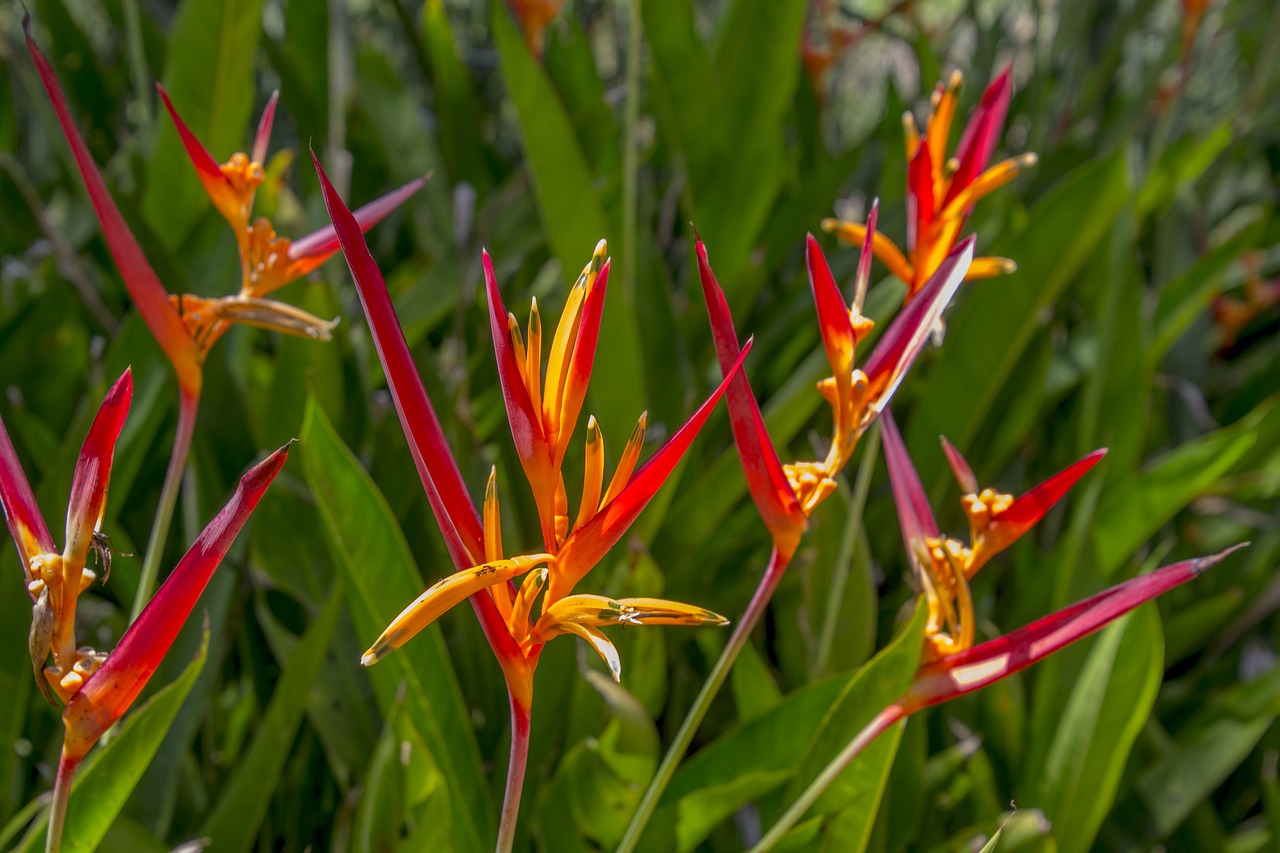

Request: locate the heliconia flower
(697, 221), (974, 550)
(881, 409), (1105, 661)
(313, 150), (738, 699)
(1212, 251), (1280, 353)
(156, 86), (425, 352)
(25, 17), (422, 389)
(26, 22), (201, 398)
(315, 150), (738, 850)
(507, 0), (569, 57)
(823, 68), (1034, 298)
(0, 366), (287, 850)
(0, 371), (132, 706)
(753, 544), (1244, 852)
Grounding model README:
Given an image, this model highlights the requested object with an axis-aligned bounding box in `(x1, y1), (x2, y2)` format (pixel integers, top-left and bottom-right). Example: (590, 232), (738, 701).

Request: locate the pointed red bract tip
(0, 412), (57, 586)
(806, 234), (856, 377)
(156, 84), (225, 183)
(852, 199), (879, 311)
(549, 341), (755, 601)
(997, 448), (1108, 529)
(311, 149), (484, 569)
(904, 544), (1246, 711)
(27, 30), (200, 394)
(252, 89), (280, 165)
(882, 409), (940, 554)
(946, 67), (1013, 204)
(695, 239), (804, 554)
(940, 436), (978, 495)
(62, 443), (290, 755)
(289, 175), (427, 261)
(63, 370), (133, 563)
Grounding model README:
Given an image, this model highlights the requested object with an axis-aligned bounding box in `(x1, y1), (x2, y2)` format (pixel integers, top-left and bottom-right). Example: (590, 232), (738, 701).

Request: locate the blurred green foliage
(0, 0), (1278, 850)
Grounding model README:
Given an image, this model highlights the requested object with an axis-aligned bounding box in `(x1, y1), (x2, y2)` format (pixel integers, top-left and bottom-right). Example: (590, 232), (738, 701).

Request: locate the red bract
(314, 148), (742, 849)
(825, 68), (1033, 296)
(882, 408), (1105, 659)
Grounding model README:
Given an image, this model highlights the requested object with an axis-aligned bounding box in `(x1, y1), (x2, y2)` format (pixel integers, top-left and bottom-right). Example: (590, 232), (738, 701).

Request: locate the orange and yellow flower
(823, 68), (1034, 298)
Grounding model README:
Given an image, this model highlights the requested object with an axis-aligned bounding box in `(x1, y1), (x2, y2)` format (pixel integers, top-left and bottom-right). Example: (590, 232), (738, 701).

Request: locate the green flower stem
(618, 546), (790, 853)
(814, 423), (880, 677)
(45, 748), (81, 853)
(496, 695), (532, 853)
(749, 703), (906, 852)
(130, 388), (199, 622)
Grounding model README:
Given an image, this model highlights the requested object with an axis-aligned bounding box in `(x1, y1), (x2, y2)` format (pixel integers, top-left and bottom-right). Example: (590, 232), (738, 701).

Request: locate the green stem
(130, 388), (199, 621)
(617, 547), (790, 853)
(45, 748), (81, 853)
(813, 423), (880, 677)
(622, 0), (642, 300)
(495, 695), (532, 853)
(749, 703), (906, 852)
(121, 0), (151, 126)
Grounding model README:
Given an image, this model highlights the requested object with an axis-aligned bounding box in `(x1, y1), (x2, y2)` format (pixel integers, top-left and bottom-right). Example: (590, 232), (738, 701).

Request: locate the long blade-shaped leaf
(997, 449), (1108, 529)
(63, 444), (289, 752)
(25, 23), (201, 395)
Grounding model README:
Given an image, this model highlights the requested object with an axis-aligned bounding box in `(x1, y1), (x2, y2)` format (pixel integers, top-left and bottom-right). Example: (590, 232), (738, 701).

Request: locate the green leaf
(1092, 398), (1273, 577)
(776, 601), (929, 845)
(490, 2), (643, 438)
(907, 150), (1132, 490)
(299, 396), (492, 853)
(420, 0), (487, 186)
(200, 587), (343, 851)
(17, 630), (208, 852)
(142, 0), (266, 247)
(1035, 605), (1163, 853)
(1136, 122), (1233, 217)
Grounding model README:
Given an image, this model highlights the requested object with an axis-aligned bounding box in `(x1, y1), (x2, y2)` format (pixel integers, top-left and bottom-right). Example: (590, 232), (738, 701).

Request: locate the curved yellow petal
(559, 622), (621, 682)
(965, 256), (1018, 280)
(821, 219), (915, 286)
(361, 554), (551, 665)
(538, 593), (728, 632)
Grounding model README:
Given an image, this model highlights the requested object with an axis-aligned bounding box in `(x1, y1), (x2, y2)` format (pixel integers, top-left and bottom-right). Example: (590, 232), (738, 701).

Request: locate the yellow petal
(965, 256), (1018, 280)
(926, 70), (963, 181)
(507, 313), (529, 389)
(559, 622), (621, 682)
(821, 219), (915, 286)
(939, 153), (1038, 223)
(526, 297), (543, 419)
(361, 554), (550, 665)
(543, 240), (607, 442)
(903, 111), (921, 162)
(573, 416), (605, 532)
(509, 566), (549, 639)
(600, 411), (647, 509)
(483, 469), (515, 617)
(539, 593), (728, 631)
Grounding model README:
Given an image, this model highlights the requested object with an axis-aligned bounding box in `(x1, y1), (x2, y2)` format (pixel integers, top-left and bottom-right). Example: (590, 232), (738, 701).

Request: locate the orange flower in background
(824, 68), (1035, 297)
(1212, 251), (1280, 353)
(801, 0), (859, 96)
(508, 0), (568, 57)
(157, 87), (425, 355)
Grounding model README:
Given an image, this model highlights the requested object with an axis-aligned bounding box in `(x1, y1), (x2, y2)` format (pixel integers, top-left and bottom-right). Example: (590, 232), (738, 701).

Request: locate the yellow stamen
(574, 416), (605, 532)
(601, 412), (647, 508)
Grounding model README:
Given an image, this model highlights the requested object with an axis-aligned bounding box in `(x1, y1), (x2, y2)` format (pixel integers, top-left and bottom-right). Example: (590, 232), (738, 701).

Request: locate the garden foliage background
(1, 0), (1279, 850)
